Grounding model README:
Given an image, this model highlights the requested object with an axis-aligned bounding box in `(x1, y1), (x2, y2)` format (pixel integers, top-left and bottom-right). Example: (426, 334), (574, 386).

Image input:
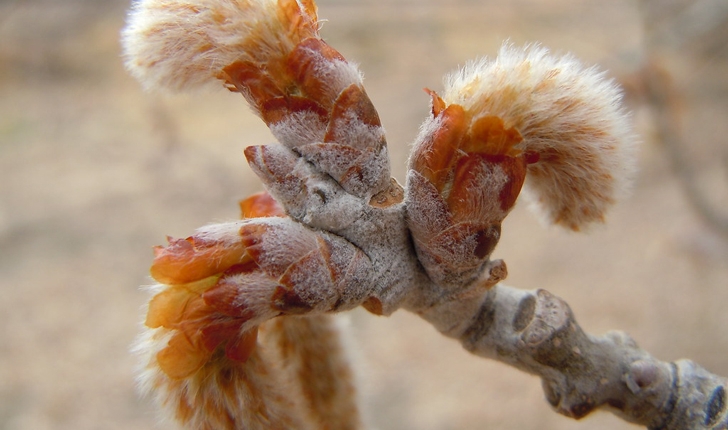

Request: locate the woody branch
(120, 1), (728, 429)
(413, 282), (728, 429)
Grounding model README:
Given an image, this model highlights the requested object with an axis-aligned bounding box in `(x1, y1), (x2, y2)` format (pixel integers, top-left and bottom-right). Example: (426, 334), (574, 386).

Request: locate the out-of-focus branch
(637, 0), (728, 239)
(641, 61), (728, 239)
(415, 283), (728, 429)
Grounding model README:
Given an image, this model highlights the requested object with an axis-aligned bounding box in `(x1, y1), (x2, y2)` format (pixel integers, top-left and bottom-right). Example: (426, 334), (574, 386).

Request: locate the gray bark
(415, 284), (728, 429)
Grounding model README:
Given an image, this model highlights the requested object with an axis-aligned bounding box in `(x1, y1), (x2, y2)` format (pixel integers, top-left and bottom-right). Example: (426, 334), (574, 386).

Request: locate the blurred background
(1, 0), (727, 428)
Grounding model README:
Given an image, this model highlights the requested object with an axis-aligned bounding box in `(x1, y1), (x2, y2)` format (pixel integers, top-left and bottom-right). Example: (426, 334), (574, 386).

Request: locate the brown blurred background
(1, 0), (727, 429)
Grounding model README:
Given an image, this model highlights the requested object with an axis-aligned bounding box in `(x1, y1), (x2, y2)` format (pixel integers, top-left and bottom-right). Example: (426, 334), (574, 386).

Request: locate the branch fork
(120, 0), (725, 428)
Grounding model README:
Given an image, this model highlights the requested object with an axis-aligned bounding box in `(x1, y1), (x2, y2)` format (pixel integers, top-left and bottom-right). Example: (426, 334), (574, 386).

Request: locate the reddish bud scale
(148, 283), (259, 379)
(202, 262), (260, 319)
(260, 96), (328, 127)
(324, 83), (383, 137)
(146, 279), (217, 329)
(218, 0), (320, 112)
(156, 328), (211, 380)
(222, 38), (354, 124)
(239, 191), (286, 219)
(147, 196), (292, 380)
(199, 319), (245, 352)
(286, 38), (348, 110)
(447, 153), (527, 219)
(222, 60), (286, 112)
(406, 90), (533, 287)
(272, 285), (315, 314)
(151, 236), (250, 285)
(465, 115), (523, 157)
(293, 82), (388, 197)
(410, 103), (467, 193)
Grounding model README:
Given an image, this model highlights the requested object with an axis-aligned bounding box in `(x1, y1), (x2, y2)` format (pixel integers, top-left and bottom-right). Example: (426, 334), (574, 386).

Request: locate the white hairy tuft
(122, 0), (297, 91)
(443, 43), (637, 230)
(194, 220), (247, 246)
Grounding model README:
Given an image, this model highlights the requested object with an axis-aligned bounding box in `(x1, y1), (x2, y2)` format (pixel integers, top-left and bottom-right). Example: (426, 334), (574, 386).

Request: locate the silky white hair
(122, 0), (301, 91)
(442, 44), (636, 230)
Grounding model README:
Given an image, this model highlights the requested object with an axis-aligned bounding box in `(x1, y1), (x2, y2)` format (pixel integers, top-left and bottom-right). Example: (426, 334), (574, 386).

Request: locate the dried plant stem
(416, 284), (728, 429)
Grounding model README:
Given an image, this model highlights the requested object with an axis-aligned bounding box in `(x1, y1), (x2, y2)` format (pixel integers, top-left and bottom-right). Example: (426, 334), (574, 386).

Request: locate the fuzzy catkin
(121, 0), (311, 92)
(124, 0), (638, 427)
(441, 44), (636, 230)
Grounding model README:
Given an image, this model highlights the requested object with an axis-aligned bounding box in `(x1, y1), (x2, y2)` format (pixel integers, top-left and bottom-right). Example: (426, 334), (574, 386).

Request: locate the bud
(122, 0), (390, 198)
(406, 44), (635, 288)
(441, 43), (636, 230)
(406, 90), (531, 288)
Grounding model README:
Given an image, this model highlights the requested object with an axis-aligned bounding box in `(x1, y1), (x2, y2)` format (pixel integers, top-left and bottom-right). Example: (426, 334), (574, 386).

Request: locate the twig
(121, 1), (728, 428)
(417, 283), (728, 429)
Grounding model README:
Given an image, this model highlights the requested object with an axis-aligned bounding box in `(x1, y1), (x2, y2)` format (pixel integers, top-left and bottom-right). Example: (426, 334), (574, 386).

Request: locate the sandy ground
(1, 0), (727, 429)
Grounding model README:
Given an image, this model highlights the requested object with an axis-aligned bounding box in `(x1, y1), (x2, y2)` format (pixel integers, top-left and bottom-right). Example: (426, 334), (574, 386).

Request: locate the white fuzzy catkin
(122, 0), (297, 91)
(134, 325), (317, 430)
(443, 44), (636, 230)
